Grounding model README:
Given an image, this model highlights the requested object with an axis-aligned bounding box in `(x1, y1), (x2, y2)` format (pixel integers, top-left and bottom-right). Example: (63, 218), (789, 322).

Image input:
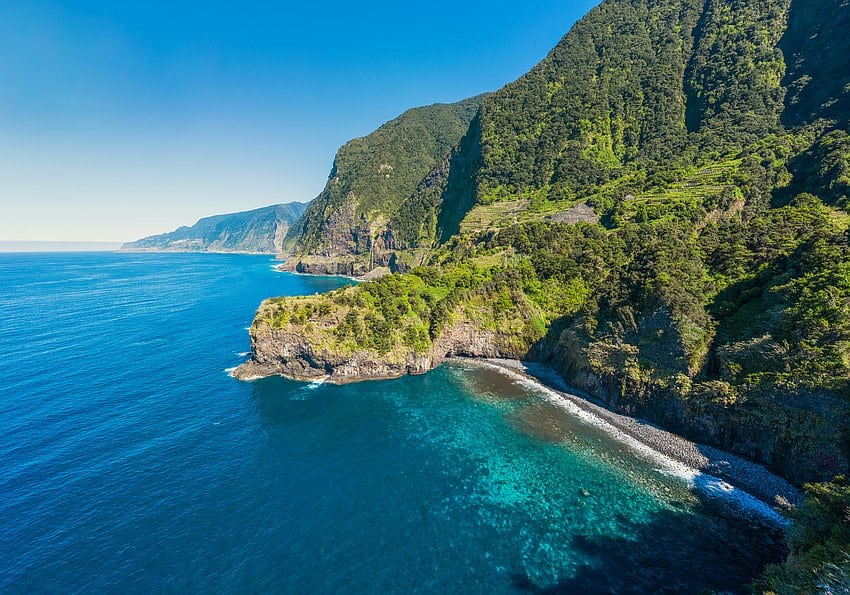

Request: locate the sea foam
(471, 361), (789, 526)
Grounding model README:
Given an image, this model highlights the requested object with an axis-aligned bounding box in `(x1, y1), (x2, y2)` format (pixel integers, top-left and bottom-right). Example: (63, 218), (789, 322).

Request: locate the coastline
(272, 263), (362, 282)
(235, 344), (802, 522)
(454, 357), (802, 519)
(118, 249), (277, 255)
(272, 263), (393, 282)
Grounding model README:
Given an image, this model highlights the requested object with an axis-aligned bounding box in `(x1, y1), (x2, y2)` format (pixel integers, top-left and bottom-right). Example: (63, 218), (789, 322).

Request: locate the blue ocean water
(0, 253), (782, 593)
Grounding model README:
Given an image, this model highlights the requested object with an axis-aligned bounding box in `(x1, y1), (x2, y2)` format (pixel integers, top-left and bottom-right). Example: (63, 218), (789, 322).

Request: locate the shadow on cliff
(508, 503), (784, 594)
(778, 0), (850, 131)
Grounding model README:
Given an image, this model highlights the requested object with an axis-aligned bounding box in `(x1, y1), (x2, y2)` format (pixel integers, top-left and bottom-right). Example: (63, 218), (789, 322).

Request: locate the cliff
(121, 202), (308, 253)
(234, 276), (534, 381)
(280, 97), (485, 274)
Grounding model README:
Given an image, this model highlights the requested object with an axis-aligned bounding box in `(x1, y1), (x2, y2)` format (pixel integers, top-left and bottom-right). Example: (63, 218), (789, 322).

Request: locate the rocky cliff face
(234, 328), (435, 381)
(235, 317), (524, 383)
(282, 98), (485, 270)
(538, 315), (849, 486)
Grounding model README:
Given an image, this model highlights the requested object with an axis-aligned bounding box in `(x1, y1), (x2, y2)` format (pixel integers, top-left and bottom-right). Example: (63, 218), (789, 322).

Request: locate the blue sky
(0, 0), (598, 242)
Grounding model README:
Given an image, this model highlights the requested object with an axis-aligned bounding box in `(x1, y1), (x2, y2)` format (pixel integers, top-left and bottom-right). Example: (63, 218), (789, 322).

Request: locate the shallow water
(0, 253), (783, 592)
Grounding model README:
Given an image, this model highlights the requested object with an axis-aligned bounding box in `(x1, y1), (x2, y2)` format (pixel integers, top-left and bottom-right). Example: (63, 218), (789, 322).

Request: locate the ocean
(0, 252), (783, 593)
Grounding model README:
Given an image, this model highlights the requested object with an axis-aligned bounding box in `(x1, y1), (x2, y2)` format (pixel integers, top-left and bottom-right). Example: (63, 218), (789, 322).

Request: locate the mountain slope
(122, 202), (308, 254)
(281, 96), (485, 275)
(405, 0), (796, 235)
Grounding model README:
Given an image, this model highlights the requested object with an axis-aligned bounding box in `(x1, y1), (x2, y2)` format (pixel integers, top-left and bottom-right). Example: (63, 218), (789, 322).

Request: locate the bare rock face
(281, 193), (401, 277)
(549, 203), (599, 225)
(278, 255), (368, 277)
(433, 321), (511, 359)
(234, 320), (523, 383)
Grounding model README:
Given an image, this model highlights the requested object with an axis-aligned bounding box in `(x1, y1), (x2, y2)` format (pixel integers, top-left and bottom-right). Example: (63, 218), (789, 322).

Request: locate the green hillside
(282, 97), (485, 272)
(122, 202), (307, 253)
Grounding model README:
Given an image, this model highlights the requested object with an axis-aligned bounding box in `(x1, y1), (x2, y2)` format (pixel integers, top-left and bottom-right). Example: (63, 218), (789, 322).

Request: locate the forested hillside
(281, 97), (484, 274)
(248, 0), (850, 589)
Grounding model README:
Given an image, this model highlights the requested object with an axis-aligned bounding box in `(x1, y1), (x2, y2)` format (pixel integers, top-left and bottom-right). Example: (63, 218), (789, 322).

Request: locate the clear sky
(0, 0), (599, 242)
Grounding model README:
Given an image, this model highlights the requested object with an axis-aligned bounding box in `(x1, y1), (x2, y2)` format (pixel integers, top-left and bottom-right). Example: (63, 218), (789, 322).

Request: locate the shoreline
(454, 357), (802, 520)
(272, 263), (362, 282)
(118, 249), (277, 255)
(271, 263), (397, 282)
(235, 348), (802, 523)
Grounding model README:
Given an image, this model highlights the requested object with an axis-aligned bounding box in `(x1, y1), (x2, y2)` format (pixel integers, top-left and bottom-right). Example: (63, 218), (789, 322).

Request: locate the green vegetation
(471, 0), (790, 205)
(780, 0), (850, 129)
(286, 97), (485, 258)
(255, 259), (550, 361)
(259, 0), (850, 588)
(759, 477), (850, 593)
(257, 274), (437, 358)
(122, 202), (308, 253)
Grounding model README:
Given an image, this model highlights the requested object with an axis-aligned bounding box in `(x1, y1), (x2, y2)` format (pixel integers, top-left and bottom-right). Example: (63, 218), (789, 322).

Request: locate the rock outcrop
(549, 203), (599, 225)
(236, 303), (848, 487)
(234, 320), (521, 383)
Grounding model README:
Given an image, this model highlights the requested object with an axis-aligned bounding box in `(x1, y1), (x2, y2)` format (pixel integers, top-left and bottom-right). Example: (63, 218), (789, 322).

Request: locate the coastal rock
(278, 255), (369, 277)
(234, 328), (437, 381)
(234, 318), (521, 383)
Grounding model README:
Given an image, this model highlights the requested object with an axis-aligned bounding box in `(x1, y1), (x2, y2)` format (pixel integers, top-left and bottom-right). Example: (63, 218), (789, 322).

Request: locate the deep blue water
(0, 253), (783, 593)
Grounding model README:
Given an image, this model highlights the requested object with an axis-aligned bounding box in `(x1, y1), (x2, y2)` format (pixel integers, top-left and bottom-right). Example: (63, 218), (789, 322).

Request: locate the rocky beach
(460, 357), (803, 513)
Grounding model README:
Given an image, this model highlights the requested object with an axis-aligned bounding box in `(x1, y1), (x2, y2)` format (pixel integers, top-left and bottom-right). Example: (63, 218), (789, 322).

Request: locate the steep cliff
(281, 97), (485, 275)
(122, 202), (308, 253)
(235, 272), (536, 381)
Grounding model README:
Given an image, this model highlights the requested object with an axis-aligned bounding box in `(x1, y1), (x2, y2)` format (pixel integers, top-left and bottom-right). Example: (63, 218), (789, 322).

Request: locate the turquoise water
(0, 253), (782, 592)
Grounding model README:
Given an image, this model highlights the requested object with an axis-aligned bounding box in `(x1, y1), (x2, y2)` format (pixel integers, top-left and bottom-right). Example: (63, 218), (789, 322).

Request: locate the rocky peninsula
(236, 344), (802, 514)
(234, 290), (804, 513)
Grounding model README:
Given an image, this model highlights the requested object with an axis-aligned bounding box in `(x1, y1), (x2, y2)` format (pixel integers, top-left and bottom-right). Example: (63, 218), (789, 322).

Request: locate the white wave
(470, 361), (789, 526)
(693, 475), (787, 524)
(305, 377), (328, 390)
(288, 377), (330, 400)
(235, 351), (251, 357)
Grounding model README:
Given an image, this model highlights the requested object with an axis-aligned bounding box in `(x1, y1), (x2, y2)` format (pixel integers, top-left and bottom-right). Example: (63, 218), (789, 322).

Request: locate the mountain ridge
(280, 96), (487, 275)
(122, 202), (308, 254)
